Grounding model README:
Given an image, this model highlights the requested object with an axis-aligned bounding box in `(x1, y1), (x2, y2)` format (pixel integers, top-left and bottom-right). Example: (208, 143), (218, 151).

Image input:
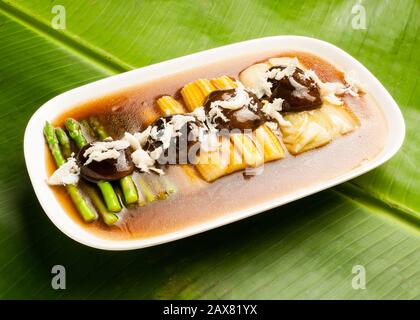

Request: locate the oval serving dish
(24, 36), (405, 250)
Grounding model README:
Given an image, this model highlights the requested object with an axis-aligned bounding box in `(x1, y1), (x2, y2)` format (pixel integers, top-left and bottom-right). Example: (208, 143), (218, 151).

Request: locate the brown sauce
(48, 51), (387, 240)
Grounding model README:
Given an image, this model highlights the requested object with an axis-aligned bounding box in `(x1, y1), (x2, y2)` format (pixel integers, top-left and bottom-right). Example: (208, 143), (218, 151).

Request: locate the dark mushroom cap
(204, 89), (266, 131)
(77, 143), (134, 182)
(144, 115), (202, 165)
(267, 66), (322, 112)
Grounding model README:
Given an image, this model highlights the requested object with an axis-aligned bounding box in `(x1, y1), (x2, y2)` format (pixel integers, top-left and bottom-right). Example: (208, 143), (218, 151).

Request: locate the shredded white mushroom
(83, 140), (130, 165)
(47, 157), (80, 186)
(131, 148), (158, 174)
(262, 98), (292, 127)
(304, 69), (362, 105)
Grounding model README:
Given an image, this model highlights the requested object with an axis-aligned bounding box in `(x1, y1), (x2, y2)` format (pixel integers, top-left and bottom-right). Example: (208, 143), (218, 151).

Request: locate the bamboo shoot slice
(156, 96), (186, 115)
(181, 82), (205, 111)
(195, 136), (230, 182)
(181, 79), (216, 111)
(195, 136), (248, 182)
(211, 76), (237, 90)
(230, 132), (264, 168)
(253, 125), (285, 162)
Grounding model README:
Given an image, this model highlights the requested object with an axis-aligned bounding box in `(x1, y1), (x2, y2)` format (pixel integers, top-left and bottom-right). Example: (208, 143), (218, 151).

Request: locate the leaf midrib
(0, 0), (132, 73)
(2, 0), (418, 235)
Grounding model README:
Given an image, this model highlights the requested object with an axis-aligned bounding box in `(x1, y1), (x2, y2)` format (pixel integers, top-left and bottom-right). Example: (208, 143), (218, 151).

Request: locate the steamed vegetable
(181, 78), (216, 111)
(44, 121), (97, 222)
(45, 122), (66, 166)
(156, 96), (185, 115)
(211, 75), (237, 90)
(65, 118), (123, 212)
(80, 119), (97, 140)
(195, 136), (247, 182)
(160, 175), (177, 195)
(65, 118), (88, 149)
(253, 125), (284, 162)
(281, 103), (360, 154)
(55, 127), (72, 159)
(81, 183), (118, 226)
(119, 175), (139, 205)
(88, 116), (109, 140)
(97, 180), (122, 212)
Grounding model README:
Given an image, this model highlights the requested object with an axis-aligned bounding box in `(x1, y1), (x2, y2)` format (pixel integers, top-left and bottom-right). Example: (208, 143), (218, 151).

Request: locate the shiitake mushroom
(144, 115), (203, 164)
(204, 89), (266, 131)
(77, 143), (134, 182)
(267, 66), (322, 112)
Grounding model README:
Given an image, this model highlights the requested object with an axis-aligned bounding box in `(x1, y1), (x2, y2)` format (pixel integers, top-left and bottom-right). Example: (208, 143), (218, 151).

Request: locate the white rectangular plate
(24, 36), (405, 250)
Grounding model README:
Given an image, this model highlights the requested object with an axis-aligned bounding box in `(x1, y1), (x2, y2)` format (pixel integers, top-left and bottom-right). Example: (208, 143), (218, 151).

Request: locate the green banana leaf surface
(0, 0), (418, 299)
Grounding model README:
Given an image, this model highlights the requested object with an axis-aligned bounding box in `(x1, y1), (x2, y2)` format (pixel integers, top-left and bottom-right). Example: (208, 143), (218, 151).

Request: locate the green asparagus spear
(55, 128), (116, 224)
(44, 122), (66, 167)
(65, 118), (87, 149)
(120, 175), (139, 205)
(97, 181), (121, 212)
(88, 116), (109, 140)
(82, 183), (118, 226)
(65, 118), (122, 213)
(87, 117), (140, 205)
(44, 122), (97, 223)
(80, 119), (97, 140)
(66, 185), (97, 222)
(55, 127), (72, 159)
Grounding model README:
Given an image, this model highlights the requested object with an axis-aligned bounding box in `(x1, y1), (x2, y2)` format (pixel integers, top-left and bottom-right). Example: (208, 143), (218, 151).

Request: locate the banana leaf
(0, 0), (418, 299)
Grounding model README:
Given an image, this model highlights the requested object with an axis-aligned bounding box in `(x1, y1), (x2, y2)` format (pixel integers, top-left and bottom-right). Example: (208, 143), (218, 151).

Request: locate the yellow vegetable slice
(181, 79), (215, 111)
(253, 124), (285, 162)
(156, 96), (186, 115)
(211, 75), (237, 90)
(195, 136), (232, 182)
(231, 132), (264, 168)
(180, 82), (205, 111)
